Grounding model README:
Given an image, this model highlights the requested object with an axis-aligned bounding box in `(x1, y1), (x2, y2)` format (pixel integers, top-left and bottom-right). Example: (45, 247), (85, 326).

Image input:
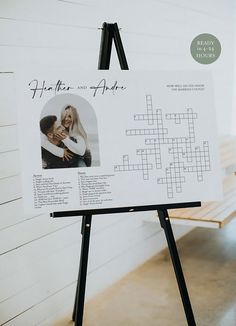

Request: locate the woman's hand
(63, 148), (73, 161)
(54, 130), (68, 141)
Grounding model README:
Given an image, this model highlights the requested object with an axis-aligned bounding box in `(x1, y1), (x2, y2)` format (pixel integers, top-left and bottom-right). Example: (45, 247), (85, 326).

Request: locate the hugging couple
(40, 105), (92, 169)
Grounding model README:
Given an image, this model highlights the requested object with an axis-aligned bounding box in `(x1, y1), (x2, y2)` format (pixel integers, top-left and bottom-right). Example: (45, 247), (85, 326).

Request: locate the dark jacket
(41, 141), (80, 169)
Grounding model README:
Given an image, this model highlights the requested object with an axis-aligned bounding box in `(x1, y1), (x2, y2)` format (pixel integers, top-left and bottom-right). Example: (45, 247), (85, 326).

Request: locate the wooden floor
(54, 219), (236, 326)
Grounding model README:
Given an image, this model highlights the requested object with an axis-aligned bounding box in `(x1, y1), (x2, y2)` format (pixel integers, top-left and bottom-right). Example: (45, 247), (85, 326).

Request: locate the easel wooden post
(158, 209), (196, 325)
(72, 214), (92, 324)
(52, 22), (198, 326)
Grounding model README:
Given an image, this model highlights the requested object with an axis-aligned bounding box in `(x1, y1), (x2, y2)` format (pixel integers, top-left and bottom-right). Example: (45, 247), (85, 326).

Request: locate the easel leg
(72, 214), (92, 326)
(158, 209), (196, 326)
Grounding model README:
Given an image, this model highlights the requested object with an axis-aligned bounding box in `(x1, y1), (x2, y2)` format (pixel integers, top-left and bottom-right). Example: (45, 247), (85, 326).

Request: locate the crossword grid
(114, 95), (211, 198)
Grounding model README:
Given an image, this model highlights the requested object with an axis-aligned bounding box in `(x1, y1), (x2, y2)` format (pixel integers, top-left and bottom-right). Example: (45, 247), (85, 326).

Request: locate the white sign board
(16, 69), (222, 214)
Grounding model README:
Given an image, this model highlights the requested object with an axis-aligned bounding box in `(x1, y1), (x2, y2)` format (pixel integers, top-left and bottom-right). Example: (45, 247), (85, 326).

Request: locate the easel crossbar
(51, 202), (201, 218)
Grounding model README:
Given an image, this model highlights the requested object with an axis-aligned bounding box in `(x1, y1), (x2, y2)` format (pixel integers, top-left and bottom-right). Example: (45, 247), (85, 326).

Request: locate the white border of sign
(16, 69), (222, 214)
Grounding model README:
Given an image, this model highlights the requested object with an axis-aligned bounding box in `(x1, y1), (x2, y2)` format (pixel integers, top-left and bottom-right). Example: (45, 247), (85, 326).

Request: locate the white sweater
(41, 134), (86, 157)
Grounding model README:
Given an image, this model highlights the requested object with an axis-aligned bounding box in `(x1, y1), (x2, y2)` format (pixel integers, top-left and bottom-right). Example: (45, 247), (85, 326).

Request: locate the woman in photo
(41, 105), (92, 167)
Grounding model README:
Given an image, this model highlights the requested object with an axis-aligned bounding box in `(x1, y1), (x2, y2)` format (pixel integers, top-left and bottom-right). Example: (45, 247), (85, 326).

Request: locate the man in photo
(40, 115), (86, 169)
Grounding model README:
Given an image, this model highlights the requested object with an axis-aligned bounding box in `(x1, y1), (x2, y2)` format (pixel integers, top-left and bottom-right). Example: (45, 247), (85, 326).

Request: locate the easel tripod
(52, 22), (198, 326)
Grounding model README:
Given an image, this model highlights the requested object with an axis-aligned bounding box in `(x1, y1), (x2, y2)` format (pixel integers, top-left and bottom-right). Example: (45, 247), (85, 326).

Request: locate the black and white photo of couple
(40, 95), (100, 169)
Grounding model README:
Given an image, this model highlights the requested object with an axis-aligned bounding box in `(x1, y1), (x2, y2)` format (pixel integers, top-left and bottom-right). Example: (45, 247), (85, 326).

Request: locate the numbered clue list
(33, 173), (114, 210)
(33, 175), (73, 208)
(78, 173), (113, 206)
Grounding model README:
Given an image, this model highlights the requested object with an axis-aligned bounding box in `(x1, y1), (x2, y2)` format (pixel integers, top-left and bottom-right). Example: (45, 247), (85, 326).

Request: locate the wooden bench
(169, 136), (236, 228)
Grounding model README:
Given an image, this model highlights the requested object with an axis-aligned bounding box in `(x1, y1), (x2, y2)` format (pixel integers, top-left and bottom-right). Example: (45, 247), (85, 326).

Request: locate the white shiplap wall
(0, 0), (235, 324)
(231, 2), (236, 135)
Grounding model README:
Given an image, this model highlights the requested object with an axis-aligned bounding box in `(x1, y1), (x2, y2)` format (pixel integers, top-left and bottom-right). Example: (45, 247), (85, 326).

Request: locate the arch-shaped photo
(39, 94), (100, 169)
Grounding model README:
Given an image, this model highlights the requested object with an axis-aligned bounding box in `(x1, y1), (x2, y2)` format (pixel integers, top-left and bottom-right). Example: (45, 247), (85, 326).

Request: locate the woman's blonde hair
(61, 105), (87, 141)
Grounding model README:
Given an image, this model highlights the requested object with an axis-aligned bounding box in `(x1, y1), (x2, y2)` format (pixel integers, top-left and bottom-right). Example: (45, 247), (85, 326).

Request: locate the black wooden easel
(52, 22), (199, 326)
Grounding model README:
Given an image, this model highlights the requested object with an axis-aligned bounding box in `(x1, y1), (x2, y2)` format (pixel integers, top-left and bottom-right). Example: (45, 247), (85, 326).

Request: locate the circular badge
(190, 33), (221, 64)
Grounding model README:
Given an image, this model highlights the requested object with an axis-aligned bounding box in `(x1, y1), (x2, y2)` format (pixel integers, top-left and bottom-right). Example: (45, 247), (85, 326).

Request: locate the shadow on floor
(55, 219), (236, 326)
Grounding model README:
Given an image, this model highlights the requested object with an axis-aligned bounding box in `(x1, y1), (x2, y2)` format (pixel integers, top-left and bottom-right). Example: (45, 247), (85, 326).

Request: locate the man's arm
(41, 134), (64, 158)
